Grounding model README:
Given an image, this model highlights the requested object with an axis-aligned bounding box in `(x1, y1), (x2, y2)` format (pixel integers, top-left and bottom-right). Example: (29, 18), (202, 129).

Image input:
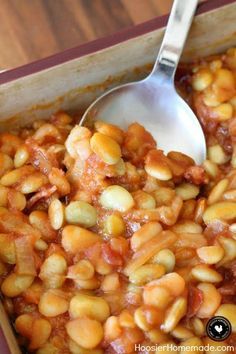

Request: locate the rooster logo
(206, 316), (231, 341)
(214, 325), (223, 333)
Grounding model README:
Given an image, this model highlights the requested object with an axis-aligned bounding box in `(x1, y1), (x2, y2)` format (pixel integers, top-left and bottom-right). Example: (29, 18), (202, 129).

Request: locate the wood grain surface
(0, 0), (173, 69)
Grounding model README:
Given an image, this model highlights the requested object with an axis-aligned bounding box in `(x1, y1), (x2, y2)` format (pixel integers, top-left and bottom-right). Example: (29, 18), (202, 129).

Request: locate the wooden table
(0, 0), (173, 69)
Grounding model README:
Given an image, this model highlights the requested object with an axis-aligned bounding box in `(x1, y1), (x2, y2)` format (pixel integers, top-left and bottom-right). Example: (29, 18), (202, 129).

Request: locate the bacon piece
(186, 285), (204, 318)
(26, 138), (58, 175)
(101, 243), (123, 266)
(26, 184), (57, 210)
(192, 93), (218, 133)
(122, 123), (156, 167)
(15, 237), (36, 276)
(0, 208), (41, 241)
(184, 165), (208, 185)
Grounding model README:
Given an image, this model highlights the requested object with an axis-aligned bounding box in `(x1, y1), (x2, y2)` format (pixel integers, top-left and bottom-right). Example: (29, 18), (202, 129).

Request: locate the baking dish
(0, 0), (236, 353)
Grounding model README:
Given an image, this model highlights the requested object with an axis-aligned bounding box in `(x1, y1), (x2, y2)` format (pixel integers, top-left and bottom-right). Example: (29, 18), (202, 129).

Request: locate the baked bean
(208, 145), (229, 164)
(118, 310), (135, 328)
(145, 150), (172, 181)
(95, 120), (124, 144)
(132, 190), (156, 209)
(65, 125), (92, 159)
(48, 199), (65, 230)
(175, 183), (199, 200)
(0, 133), (22, 156)
(0, 152), (13, 177)
(34, 239), (48, 252)
(104, 213), (125, 237)
(14, 146), (29, 168)
(17, 172), (47, 194)
(104, 316), (122, 342)
(30, 318), (52, 350)
(33, 123), (61, 143)
(171, 325), (194, 340)
(196, 283), (221, 318)
(213, 68), (235, 102)
(147, 328), (170, 344)
(129, 264), (165, 285)
(90, 132), (121, 165)
(0, 166), (34, 186)
(203, 201), (236, 223)
(207, 178), (229, 204)
(101, 272), (120, 292)
(196, 245), (224, 264)
(134, 307), (152, 331)
(65, 201), (97, 227)
(66, 317), (103, 349)
(0, 234), (16, 264)
(69, 293), (110, 321)
(161, 297), (187, 333)
(194, 198), (207, 224)
(39, 254), (67, 288)
(131, 221), (163, 251)
(215, 304), (236, 332)
(15, 313), (34, 338)
(100, 185), (134, 212)
(29, 210), (56, 241)
(223, 189), (236, 201)
(191, 264), (222, 282)
(218, 236), (236, 265)
(143, 284), (173, 309)
(67, 259), (94, 280)
(203, 159), (219, 179)
(36, 343), (58, 354)
(192, 68), (213, 91)
(95, 258), (113, 275)
(153, 188), (175, 207)
(174, 232), (207, 249)
(150, 249), (175, 273)
(1, 273), (34, 297)
(148, 273), (185, 297)
(62, 225), (101, 254)
(38, 289), (69, 317)
(75, 277), (100, 290)
(143, 273), (185, 308)
(190, 317), (205, 337)
(213, 103), (233, 121)
(172, 221), (202, 234)
(109, 158), (126, 176)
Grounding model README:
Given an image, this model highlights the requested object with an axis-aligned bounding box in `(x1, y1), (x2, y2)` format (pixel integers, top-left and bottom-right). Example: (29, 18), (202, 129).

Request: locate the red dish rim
(0, 1), (235, 353)
(0, 0), (235, 85)
(0, 327), (11, 354)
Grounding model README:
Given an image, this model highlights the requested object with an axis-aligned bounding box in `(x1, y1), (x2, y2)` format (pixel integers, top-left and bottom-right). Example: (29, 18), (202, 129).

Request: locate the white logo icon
(215, 325), (223, 333)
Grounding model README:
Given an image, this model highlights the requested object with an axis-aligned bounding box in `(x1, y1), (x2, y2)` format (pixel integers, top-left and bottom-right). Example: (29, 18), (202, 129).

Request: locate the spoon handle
(151, 0), (198, 81)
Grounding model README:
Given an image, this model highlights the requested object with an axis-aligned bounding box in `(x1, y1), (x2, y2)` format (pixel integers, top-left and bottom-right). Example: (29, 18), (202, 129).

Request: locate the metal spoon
(80, 0), (206, 164)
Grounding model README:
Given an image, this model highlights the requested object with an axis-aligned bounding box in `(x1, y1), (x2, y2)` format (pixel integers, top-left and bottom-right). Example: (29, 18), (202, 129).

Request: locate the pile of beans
(0, 48), (236, 354)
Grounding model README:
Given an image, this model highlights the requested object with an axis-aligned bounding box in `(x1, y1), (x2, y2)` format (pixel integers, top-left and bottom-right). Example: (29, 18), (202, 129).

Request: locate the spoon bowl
(80, 0), (206, 164)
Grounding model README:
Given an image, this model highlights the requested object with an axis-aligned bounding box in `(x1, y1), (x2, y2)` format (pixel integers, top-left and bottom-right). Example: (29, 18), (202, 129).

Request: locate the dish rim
(0, 0), (234, 86)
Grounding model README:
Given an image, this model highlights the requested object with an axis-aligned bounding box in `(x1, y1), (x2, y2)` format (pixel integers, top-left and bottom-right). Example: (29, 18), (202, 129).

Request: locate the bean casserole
(1, 49), (236, 354)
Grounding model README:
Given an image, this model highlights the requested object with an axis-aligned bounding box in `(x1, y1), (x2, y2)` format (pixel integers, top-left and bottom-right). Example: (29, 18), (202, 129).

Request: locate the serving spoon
(80, 0), (206, 164)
